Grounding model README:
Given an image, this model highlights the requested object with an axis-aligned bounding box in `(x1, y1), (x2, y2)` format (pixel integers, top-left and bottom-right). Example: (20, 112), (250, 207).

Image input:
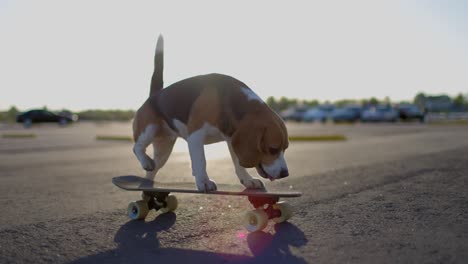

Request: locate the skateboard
(112, 175), (302, 232)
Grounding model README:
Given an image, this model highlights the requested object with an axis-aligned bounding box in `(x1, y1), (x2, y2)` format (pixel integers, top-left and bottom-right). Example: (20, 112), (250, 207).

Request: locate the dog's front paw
(140, 155), (155, 171)
(196, 178), (218, 192)
(241, 177), (265, 189)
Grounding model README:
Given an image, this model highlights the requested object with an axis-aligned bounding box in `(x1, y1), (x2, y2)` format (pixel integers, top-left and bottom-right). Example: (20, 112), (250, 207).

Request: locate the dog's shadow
(71, 213), (308, 263)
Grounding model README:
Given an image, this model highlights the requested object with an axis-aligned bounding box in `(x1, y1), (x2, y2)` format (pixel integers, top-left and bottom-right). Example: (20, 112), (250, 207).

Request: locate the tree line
(266, 93), (468, 112)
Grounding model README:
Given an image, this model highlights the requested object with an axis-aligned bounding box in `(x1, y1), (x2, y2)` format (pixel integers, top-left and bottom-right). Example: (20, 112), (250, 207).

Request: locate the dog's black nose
(279, 169), (289, 178)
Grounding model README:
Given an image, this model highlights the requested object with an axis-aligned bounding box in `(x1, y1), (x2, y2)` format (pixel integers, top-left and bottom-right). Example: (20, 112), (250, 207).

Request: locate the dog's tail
(150, 34), (164, 96)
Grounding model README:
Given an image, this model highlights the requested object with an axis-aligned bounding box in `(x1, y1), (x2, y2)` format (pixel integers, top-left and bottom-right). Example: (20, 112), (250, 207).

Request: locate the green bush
(0, 106), (19, 122)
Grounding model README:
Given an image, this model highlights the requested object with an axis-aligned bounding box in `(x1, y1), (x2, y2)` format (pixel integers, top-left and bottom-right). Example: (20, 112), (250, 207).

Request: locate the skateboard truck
(248, 195), (279, 209)
(248, 196), (282, 218)
(127, 191), (179, 220)
(142, 191), (170, 211)
(243, 195), (292, 232)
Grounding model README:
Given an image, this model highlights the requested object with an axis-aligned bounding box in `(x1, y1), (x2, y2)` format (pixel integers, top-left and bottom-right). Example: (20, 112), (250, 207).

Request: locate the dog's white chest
(203, 123), (226, 144)
(173, 119), (189, 139)
(173, 119), (225, 144)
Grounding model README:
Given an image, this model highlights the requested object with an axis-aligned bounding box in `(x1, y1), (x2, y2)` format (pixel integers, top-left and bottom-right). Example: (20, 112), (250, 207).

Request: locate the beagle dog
(132, 35), (289, 192)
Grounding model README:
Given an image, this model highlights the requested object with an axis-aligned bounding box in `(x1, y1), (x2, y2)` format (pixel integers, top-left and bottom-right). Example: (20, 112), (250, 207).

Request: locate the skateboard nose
(279, 169), (289, 178)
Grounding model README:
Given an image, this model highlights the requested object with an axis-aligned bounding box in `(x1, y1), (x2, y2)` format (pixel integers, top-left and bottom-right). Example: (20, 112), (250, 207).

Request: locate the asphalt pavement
(0, 121), (467, 263)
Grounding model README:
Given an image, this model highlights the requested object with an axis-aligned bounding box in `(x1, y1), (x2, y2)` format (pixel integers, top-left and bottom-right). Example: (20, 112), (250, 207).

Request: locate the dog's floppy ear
(232, 120), (265, 168)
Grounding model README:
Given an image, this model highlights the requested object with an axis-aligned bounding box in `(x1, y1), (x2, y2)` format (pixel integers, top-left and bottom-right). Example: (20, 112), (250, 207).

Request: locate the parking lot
(1, 121), (467, 263)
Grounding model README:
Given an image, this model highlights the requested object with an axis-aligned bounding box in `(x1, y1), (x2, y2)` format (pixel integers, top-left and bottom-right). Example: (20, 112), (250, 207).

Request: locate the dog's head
(232, 112), (289, 181)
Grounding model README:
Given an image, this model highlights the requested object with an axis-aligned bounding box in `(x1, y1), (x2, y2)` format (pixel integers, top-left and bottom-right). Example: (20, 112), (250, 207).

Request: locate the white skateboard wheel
(160, 195), (178, 213)
(244, 209), (268, 232)
(127, 200), (149, 220)
(272, 202), (293, 223)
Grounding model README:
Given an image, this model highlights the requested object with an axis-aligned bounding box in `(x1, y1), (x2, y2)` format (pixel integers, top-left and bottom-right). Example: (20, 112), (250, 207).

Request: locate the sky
(1, 0), (468, 111)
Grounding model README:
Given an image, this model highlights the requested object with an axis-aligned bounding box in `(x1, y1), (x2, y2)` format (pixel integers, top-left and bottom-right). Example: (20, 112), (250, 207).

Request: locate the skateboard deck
(113, 175), (302, 232)
(112, 175), (302, 198)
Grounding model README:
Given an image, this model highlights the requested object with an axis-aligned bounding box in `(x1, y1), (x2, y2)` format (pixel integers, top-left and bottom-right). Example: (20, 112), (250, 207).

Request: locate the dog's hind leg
(133, 124), (157, 172)
(145, 136), (177, 180)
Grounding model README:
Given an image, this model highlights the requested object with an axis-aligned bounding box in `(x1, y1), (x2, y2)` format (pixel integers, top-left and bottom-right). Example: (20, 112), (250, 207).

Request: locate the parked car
(331, 106), (362, 122)
(361, 106), (398, 122)
(318, 104), (335, 113)
(302, 107), (328, 123)
(397, 104), (425, 122)
(280, 107), (308, 122)
(16, 109), (78, 127)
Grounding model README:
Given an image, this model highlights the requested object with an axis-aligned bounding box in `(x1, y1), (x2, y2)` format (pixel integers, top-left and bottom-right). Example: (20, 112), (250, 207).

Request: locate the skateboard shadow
(70, 215), (307, 264)
(246, 222), (308, 263)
